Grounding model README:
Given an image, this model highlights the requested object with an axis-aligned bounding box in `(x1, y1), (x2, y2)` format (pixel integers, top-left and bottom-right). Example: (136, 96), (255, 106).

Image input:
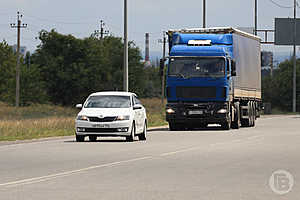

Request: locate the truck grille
(176, 86), (216, 99)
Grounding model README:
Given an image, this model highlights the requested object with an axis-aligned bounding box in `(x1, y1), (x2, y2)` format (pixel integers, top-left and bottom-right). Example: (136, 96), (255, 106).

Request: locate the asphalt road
(0, 115), (299, 200)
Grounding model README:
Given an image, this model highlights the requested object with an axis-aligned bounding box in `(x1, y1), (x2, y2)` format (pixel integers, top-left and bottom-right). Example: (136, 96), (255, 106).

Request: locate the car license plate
(188, 110), (203, 115)
(92, 124), (110, 128)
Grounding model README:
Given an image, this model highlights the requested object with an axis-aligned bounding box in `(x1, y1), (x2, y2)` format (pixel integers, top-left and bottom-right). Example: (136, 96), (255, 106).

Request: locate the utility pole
(254, 0), (257, 35)
(10, 11), (27, 107)
(124, 0), (128, 92)
(293, 0), (297, 112)
(96, 20), (109, 39)
(203, 0), (206, 28)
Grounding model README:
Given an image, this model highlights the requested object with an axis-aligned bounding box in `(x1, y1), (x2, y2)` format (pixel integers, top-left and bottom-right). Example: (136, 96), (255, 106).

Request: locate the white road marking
(0, 138), (71, 150)
(0, 133), (267, 188)
(0, 156), (152, 188)
(160, 147), (200, 156)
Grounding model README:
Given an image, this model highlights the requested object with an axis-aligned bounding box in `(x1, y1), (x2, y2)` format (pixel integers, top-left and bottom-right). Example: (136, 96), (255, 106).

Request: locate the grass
(265, 107), (297, 115)
(0, 99), (167, 141)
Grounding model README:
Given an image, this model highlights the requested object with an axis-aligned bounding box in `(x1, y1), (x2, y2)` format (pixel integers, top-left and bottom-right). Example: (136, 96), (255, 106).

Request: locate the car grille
(176, 86), (216, 99)
(88, 116), (117, 122)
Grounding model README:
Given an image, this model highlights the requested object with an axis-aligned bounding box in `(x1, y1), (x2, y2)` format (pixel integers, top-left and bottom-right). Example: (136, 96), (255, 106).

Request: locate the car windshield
(84, 95), (131, 108)
(168, 57), (225, 78)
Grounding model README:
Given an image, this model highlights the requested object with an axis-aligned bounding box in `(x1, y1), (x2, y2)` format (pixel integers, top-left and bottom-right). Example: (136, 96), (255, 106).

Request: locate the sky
(0, 0), (298, 57)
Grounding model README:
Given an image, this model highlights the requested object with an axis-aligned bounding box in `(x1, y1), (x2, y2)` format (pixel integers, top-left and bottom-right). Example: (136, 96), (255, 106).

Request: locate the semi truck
(164, 27), (262, 130)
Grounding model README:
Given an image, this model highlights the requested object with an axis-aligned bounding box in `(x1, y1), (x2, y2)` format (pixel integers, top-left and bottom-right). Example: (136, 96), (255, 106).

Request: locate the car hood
(78, 108), (132, 117)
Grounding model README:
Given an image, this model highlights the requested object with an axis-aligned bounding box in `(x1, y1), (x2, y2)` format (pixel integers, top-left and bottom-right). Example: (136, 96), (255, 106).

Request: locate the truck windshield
(168, 57), (225, 78)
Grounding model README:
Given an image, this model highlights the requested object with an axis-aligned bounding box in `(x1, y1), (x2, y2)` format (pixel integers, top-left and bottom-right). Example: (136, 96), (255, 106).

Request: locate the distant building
(261, 51), (274, 77)
(12, 45), (27, 56)
(261, 51), (273, 69)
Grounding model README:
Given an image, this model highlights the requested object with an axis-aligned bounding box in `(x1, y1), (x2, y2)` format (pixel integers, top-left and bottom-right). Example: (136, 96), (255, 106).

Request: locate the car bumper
(75, 120), (132, 137)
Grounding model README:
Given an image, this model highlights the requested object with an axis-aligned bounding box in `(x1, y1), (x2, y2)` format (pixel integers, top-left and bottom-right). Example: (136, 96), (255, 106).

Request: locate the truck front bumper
(166, 102), (230, 125)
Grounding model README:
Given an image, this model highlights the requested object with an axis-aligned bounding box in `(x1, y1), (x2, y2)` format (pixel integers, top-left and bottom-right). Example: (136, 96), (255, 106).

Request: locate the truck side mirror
(231, 60), (237, 76)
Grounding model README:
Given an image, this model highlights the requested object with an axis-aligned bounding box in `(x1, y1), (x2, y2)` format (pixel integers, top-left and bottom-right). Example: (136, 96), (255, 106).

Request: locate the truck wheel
(231, 103), (240, 129)
(221, 121), (230, 130)
(169, 122), (183, 131)
(250, 102), (256, 127)
(241, 102), (251, 127)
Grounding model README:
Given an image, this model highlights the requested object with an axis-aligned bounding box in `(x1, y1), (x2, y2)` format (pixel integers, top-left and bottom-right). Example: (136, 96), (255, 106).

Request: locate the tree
(31, 30), (154, 106)
(0, 41), (48, 105)
(262, 59), (300, 112)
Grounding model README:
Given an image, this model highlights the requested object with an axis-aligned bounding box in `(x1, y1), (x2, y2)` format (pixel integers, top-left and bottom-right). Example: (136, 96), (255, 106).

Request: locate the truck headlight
(77, 115), (89, 121)
(166, 108), (175, 114)
(217, 109), (227, 114)
(116, 115), (130, 121)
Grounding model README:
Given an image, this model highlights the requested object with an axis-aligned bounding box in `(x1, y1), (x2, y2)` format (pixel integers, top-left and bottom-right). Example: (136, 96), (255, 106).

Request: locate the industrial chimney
(145, 33), (150, 62)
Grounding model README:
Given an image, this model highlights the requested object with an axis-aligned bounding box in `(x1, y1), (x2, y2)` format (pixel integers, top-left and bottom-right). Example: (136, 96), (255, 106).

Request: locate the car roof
(89, 91), (137, 97)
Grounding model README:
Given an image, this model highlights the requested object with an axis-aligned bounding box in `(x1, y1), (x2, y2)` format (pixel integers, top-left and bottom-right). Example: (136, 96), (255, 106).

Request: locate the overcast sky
(0, 0), (298, 55)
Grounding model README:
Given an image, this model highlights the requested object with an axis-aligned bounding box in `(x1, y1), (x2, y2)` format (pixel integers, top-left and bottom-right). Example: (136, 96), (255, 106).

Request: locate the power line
(26, 14), (93, 25)
(268, 0), (294, 8)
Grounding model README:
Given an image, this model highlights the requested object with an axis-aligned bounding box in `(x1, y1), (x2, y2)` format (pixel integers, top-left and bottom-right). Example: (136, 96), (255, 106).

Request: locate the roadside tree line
(0, 30), (161, 106)
(262, 59), (300, 112)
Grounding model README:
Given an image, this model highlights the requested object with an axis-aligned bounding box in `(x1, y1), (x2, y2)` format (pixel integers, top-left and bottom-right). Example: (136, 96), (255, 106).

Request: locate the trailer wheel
(241, 102), (251, 127)
(250, 102), (256, 127)
(231, 103), (240, 129)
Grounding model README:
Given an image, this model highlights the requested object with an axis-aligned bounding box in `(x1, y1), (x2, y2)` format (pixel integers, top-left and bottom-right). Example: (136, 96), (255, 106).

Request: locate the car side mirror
(133, 105), (142, 110)
(231, 60), (237, 76)
(76, 104), (83, 109)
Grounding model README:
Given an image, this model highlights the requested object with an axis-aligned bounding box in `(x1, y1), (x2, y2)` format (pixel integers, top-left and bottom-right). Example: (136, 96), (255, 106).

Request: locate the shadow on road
(64, 138), (140, 143)
(148, 128), (169, 132)
(149, 125), (233, 132)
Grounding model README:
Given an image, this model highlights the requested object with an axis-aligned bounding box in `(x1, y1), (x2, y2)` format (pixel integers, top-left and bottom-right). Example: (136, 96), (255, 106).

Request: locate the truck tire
(221, 112), (231, 130)
(241, 102), (251, 127)
(250, 102), (256, 127)
(169, 122), (183, 131)
(221, 121), (230, 130)
(231, 103), (240, 129)
(169, 122), (177, 131)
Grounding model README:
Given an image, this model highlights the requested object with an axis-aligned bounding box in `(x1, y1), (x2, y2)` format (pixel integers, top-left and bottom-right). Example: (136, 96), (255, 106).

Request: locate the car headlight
(217, 109), (227, 114)
(116, 115), (130, 121)
(77, 115), (89, 121)
(166, 108), (175, 114)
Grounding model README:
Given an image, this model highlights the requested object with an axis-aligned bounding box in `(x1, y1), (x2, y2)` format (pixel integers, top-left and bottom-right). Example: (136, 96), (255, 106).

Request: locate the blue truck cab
(165, 28), (261, 130)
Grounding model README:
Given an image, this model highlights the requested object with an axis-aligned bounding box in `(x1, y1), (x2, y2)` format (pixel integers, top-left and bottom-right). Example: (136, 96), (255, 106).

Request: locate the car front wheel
(126, 122), (135, 142)
(138, 121), (147, 141)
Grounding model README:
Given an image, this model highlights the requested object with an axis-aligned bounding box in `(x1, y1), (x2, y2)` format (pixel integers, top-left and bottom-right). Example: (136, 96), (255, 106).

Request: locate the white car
(75, 91), (147, 142)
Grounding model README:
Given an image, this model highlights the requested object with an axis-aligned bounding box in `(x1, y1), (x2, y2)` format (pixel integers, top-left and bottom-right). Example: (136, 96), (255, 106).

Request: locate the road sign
(275, 18), (300, 45)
